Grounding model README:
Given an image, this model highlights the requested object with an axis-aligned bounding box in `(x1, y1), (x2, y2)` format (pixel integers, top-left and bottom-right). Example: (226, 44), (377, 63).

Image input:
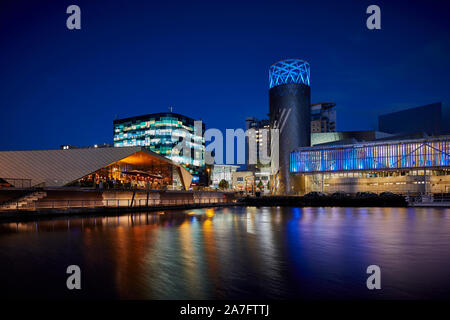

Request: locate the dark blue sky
(1, 0), (450, 151)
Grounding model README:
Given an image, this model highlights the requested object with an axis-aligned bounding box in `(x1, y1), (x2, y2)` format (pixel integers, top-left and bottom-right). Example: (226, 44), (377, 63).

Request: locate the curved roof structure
(0, 147), (192, 189)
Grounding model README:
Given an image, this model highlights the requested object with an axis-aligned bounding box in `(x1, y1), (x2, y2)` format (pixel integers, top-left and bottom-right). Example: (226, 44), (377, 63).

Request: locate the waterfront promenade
(2, 187), (450, 223)
(0, 188), (237, 221)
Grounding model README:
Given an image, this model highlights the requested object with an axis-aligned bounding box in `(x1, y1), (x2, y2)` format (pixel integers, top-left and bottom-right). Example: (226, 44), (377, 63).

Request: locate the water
(0, 206), (449, 300)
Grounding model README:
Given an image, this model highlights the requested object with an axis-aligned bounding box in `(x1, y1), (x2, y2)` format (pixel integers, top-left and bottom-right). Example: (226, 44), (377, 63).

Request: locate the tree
(257, 181), (263, 191)
(218, 179), (229, 190)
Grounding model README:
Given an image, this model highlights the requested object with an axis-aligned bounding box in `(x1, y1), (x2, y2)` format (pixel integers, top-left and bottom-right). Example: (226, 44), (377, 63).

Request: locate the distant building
(113, 112), (206, 184)
(245, 101), (336, 191)
(245, 117), (271, 172)
(210, 164), (239, 189)
(232, 169), (270, 193)
(232, 171), (255, 193)
(311, 102), (336, 133)
(378, 102), (448, 136)
(254, 168), (271, 194)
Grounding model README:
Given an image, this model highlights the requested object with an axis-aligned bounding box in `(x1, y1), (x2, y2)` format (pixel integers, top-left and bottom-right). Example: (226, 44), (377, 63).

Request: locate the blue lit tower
(269, 59), (311, 194)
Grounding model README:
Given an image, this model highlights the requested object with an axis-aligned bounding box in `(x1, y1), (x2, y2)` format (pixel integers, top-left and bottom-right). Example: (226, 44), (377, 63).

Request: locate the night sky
(1, 0), (450, 151)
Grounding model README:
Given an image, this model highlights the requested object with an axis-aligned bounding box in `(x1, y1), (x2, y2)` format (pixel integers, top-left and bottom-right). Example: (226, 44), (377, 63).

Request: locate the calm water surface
(0, 206), (449, 299)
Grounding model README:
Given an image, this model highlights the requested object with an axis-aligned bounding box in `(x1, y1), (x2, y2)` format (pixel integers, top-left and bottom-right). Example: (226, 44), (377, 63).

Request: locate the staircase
(0, 191), (47, 211)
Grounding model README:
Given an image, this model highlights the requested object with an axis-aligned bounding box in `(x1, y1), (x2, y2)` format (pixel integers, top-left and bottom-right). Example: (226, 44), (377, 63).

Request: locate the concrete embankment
(0, 202), (238, 223)
(0, 188), (238, 222)
(3, 189), (438, 223)
(239, 193), (408, 207)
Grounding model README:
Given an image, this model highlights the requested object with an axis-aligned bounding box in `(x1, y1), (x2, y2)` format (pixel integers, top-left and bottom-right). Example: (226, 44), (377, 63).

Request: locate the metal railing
(406, 194), (450, 206)
(0, 178), (32, 188)
(3, 198), (230, 211)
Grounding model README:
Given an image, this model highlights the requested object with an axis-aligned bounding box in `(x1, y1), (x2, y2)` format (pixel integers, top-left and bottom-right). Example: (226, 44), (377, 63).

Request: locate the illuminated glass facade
(113, 113), (206, 182)
(291, 137), (450, 173)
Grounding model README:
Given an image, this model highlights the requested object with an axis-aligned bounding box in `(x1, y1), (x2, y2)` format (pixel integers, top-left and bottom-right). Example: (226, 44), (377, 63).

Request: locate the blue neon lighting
(269, 59), (310, 89)
(290, 138), (450, 173)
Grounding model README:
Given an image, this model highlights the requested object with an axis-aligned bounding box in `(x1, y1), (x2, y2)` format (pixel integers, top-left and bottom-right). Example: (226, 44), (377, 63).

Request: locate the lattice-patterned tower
(269, 59), (311, 194)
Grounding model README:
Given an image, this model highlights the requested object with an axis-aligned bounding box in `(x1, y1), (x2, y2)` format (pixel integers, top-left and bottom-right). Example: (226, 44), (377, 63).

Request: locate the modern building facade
(311, 102), (336, 133)
(291, 136), (450, 195)
(0, 147), (192, 190)
(378, 102), (448, 136)
(254, 168), (271, 194)
(113, 112), (206, 184)
(210, 164), (239, 189)
(232, 171), (255, 193)
(269, 59), (311, 194)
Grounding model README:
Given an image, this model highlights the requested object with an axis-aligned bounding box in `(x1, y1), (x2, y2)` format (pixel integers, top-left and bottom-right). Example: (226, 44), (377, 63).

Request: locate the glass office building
(113, 112), (206, 184)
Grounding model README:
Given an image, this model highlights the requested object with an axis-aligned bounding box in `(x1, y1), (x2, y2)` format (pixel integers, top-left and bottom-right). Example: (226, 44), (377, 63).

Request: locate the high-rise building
(269, 59), (311, 194)
(113, 112), (206, 184)
(245, 117), (271, 172)
(246, 103), (336, 175)
(311, 102), (336, 133)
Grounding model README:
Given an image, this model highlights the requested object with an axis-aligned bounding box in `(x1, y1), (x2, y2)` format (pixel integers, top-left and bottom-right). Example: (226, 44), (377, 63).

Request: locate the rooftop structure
(311, 131), (393, 146)
(269, 59), (310, 88)
(378, 102), (448, 136)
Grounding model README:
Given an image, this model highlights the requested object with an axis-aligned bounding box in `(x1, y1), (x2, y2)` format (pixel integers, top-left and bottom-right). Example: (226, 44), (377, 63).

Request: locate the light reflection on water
(0, 206), (449, 299)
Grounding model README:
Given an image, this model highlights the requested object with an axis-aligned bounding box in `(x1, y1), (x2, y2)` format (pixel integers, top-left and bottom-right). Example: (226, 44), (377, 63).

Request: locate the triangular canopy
(0, 146), (192, 189)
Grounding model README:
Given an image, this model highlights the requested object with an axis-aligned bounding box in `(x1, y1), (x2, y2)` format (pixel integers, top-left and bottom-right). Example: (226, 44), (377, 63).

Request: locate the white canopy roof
(0, 147), (192, 189)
